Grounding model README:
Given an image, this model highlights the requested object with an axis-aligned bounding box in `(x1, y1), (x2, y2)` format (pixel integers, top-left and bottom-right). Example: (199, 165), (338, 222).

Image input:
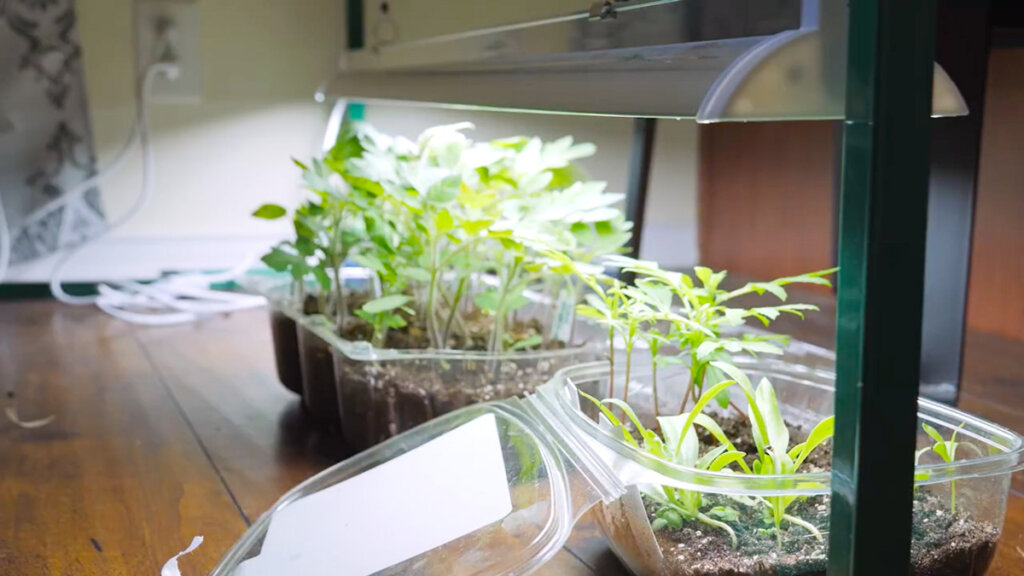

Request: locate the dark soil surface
(694, 414), (832, 472)
(647, 491), (998, 576)
(644, 416), (998, 576)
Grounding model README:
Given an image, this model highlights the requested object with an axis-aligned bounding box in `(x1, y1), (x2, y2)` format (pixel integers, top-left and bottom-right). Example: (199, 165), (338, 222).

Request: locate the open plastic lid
(210, 400), (613, 576)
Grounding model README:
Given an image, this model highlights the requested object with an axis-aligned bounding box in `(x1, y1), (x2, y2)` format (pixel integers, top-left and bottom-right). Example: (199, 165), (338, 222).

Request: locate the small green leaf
(252, 204), (287, 220)
(474, 290), (500, 312)
(707, 506), (740, 522)
(709, 451), (748, 472)
(509, 334), (543, 351)
(922, 423), (945, 445)
(714, 387), (731, 409)
(312, 267), (331, 293)
(398, 267), (431, 282)
(793, 416), (834, 470)
(694, 266), (713, 287)
(656, 508), (684, 531)
(362, 295), (412, 314)
(505, 292), (531, 312)
(755, 377), (789, 457)
(695, 444), (731, 470)
(435, 209), (455, 234)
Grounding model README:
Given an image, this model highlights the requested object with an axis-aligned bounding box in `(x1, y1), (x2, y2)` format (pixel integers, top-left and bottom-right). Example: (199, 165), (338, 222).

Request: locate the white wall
(8, 0), (700, 281)
(8, 0), (342, 281)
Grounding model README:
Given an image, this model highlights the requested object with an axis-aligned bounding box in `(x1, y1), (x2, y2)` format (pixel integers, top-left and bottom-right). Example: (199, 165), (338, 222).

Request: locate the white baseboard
(4, 235), (280, 283)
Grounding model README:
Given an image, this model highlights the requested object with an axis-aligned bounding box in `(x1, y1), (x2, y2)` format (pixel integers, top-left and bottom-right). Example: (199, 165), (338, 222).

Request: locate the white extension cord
(0, 60), (266, 326)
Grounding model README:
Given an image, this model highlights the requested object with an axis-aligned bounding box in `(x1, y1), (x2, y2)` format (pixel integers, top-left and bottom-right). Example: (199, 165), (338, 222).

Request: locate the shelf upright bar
(919, 2), (992, 405)
(827, 0), (937, 574)
(624, 118), (657, 259)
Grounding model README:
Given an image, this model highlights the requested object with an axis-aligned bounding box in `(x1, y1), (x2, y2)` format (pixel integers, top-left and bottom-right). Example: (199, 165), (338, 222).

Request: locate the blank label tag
(550, 289), (574, 343)
(235, 414), (512, 575)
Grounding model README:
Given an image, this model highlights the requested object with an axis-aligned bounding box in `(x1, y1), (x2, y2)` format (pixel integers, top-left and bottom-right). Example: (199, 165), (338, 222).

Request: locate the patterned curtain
(0, 0), (106, 266)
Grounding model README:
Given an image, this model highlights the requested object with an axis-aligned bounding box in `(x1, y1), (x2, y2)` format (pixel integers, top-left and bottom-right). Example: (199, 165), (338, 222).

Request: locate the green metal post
(347, 0), (365, 50)
(827, 1), (937, 574)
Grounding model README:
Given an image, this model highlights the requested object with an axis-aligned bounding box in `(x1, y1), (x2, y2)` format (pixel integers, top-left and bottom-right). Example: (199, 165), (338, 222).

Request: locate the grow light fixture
(320, 0), (968, 122)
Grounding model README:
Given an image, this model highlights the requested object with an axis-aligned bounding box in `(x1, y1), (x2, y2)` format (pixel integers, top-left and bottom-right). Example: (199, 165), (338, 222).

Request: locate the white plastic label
(550, 289), (574, 343)
(235, 414), (512, 575)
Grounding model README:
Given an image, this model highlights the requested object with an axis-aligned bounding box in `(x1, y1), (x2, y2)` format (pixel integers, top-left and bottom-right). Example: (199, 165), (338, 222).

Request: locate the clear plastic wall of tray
(210, 357), (1023, 576)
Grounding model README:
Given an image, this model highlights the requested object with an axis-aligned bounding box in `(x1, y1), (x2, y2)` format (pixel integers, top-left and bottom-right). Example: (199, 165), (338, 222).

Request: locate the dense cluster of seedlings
(566, 257), (840, 546)
(255, 122), (630, 353)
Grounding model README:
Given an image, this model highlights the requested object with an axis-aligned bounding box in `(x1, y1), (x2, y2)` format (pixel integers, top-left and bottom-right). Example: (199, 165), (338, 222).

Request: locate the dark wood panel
(697, 121), (836, 279)
(967, 48), (1024, 341)
(0, 301), (246, 575)
(990, 495), (1024, 576)
(695, 49), (1024, 347)
(132, 313), (345, 522)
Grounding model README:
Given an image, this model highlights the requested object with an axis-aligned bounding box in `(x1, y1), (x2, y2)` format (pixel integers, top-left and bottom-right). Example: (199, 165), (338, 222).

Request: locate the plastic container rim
(551, 360), (1024, 494)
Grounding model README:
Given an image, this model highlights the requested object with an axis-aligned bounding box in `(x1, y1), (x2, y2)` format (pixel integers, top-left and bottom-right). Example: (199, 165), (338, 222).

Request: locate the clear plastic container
(212, 357), (1022, 576)
(268, 301), (304, 396)
(209, 399), (613, 576)
(297, 317), (343, 431)
(549, 359), (1023, 576)
(321, 314), (604, 452)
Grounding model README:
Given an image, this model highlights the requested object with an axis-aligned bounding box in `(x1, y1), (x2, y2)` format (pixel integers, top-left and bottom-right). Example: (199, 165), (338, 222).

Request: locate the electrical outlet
(135, 0), (202, 103)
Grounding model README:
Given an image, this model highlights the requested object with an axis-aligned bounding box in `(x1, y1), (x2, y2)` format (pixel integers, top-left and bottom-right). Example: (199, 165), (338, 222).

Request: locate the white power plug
(135, 0), (200, 102)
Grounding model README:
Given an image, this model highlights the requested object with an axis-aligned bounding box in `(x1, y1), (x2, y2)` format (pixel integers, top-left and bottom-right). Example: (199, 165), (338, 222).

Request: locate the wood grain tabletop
(0, 299), (1020, 575)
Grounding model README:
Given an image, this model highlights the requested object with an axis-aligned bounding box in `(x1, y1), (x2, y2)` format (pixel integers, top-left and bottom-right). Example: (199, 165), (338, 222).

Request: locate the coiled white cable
(49, 62), (176, 305)
(0, 59), (266, 325)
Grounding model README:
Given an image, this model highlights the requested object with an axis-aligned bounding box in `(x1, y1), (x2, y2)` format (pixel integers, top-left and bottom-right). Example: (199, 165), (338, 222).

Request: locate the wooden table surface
(0, 299), (1021, 575)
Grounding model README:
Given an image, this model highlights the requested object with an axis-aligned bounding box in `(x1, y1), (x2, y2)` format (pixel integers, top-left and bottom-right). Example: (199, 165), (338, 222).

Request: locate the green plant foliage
(560, 253), (835, 414)
(254, 122), (630, 353)
(578, 390), (745, 547)
(915, 422), (978, 514)
(571, 263), (840, 549)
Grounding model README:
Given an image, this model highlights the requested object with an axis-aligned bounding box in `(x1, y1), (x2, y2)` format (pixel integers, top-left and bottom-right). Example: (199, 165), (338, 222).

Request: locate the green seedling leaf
(505, 292), (531, 313)
(755, 377), (789, 459)
(695, 444), (731, 470)
(474, 290), (501, 313)
(708, 506), (740, 523)
(434, 209), (455, 234)
(398, 267), (431, 282)
(351, 253), (386, 273)
(658, 414), (698, 466)
(655, 508), (684, 531)
(362, 295), (412, 314)
(577, 390), (638, 448)
(709, 451), (749, 472)
(312, 267), (331, 293)
(508, 334), (543, 351)
(922, 423), (946, 445)
(792, 416), (834, 470)
(252, 203), (287, 220)
(709, 362), (771, 457)
(696, 340), (721, 361)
